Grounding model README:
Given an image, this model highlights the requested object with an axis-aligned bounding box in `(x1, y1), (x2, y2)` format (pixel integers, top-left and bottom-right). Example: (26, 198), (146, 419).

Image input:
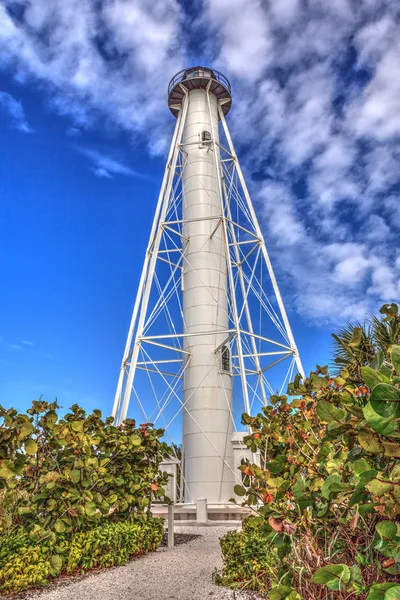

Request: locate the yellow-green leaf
(24, 439), (38, 455)
(358, 432), (383, 454)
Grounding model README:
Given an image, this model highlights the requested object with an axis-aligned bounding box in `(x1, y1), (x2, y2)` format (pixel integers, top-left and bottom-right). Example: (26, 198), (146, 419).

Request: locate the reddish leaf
(268, 516), (283, 531)
(382, 557), (395, 568)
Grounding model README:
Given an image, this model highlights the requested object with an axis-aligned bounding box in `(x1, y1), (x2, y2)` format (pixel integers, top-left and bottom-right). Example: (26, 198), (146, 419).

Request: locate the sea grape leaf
(316, 401), (346, 424)
(311, 564), (350, 591)
(234, 485), (245, 496)
(19, 421), (34, 438)
(54, 519), (66, 533)
(361, 367), (390, 390)
(269, 586), (302, 599)
(367, 583), (398, 600)
(50, 554), (63, 572)
(370, 384), (400, 419)
(363, 402), (399, 437)
(358, 432), (383, 454)
(376, 520), (397, 539)
(391, 345), (400, 374)
(24, 439), (38, 455)
(70, 469), (81, 484)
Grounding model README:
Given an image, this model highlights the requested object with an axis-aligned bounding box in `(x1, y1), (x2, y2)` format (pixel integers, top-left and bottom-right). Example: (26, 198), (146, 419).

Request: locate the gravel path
(25, 523), (262, 600)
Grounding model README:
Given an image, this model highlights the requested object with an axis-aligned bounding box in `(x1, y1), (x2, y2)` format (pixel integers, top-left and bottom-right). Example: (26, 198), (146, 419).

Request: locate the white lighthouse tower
(112, 67), (303, 505)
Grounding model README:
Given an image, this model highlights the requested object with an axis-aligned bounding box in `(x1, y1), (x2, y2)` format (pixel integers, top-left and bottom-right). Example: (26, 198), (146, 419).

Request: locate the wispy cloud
(9, 343), (23, 351)
(78, 147), (144, 179)
(0, 90), (32, 132)
(20, 339), (34, 346)
(0, 0), (185, 151)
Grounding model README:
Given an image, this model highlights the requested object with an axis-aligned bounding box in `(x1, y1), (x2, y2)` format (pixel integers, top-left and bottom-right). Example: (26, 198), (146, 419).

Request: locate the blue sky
(0, 0), (399, 426)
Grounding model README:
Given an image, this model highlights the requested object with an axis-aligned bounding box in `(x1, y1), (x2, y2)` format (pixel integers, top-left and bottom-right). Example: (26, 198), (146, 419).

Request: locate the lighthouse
(112, 67), (303, 504)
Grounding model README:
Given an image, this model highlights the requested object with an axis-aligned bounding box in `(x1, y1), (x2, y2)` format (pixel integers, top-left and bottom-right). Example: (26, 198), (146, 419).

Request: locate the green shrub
(0, 515), (163, 593)
(0, 401), (170, 535)
(223, 304), (400, 599)
(216, 516), (280, 593)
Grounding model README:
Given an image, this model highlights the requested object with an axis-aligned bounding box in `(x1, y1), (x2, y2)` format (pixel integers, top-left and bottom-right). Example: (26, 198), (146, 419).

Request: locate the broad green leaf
(19, 421), (34, 438)
(370, 384), (400, 419)
(385, 586), (400, 599)
(358, 432), (383, 454)
(265, 456), (286, 474)
(70, 469), (81, 484)
(85, 501), (98, 517)
(329, 481), (352, 493)
(368, 478), (393, 497)
(269, 586), (302, 599)
(363, 402), (399, 437)
(24, 439), (38, 455)
(311, 564), (350, 591)
(234, 484), (245, 496)
(0, 462), (15, 479)
(316, 401), (346, 423)
(357, 469), (378, 486)
(391, 345), (400, 374)
(350, 564), (363, 593)
(361, 367), (390, 390)
(321, 474), (340, 499)
(17, 505), (33, 515)
(376, 520), (397, 539)
(50, 554), (63, 572)
(367, 583), (398, 600)
(45, 410), (58, 425)
(131, 434), (142, 446)
(54, 519), (66, 533)
(353, 458), (372, 475)
(359, 503), (380, 515)
(71, 420), (84, 432)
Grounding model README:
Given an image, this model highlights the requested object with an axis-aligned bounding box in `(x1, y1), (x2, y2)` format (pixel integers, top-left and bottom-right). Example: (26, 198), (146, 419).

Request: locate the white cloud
(0, 90), (32, 132)
(201, 0), (271, 81)
(0, 0), (399, 324)
(0, 0), (185, 150)
(78, 147), (144, 178)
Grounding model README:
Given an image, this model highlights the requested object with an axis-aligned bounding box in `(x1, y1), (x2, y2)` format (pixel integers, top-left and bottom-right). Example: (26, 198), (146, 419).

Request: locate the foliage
(0, 514), (163, 592)
(223, 303), (400, 599)
(0, 401), (171, 593)
(215, 516), (280, 593)
(0, 400), (170, 536)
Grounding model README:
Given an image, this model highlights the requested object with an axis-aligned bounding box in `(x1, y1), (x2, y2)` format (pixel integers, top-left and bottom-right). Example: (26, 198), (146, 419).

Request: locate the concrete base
(151, 503), (252, 522)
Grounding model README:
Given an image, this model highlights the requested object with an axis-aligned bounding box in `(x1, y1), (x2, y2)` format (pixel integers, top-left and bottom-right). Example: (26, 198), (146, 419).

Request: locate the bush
(221, 303), (400, 599)
(0, 514), (163, 593)
(216, 516), (280, 593)
(0, 401), (170, 535)
(0, 401), (170, 593)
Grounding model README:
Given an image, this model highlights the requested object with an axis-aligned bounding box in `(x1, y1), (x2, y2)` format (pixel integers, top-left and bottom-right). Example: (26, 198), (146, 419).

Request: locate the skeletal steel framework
(112, 67), (304, 504)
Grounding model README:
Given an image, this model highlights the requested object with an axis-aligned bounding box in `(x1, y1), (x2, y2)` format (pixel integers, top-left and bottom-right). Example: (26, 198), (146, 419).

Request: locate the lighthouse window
(201, 130), (212, 144)
(220, 345), (231, 374)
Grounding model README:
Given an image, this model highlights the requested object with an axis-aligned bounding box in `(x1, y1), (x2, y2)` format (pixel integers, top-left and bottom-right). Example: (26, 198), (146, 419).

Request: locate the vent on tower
(219, 345), (231, 374)
(200, 130), (212, 147)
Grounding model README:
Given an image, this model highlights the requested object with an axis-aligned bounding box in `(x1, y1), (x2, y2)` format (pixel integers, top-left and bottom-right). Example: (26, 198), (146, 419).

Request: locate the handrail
(168, 67), (231, 97)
